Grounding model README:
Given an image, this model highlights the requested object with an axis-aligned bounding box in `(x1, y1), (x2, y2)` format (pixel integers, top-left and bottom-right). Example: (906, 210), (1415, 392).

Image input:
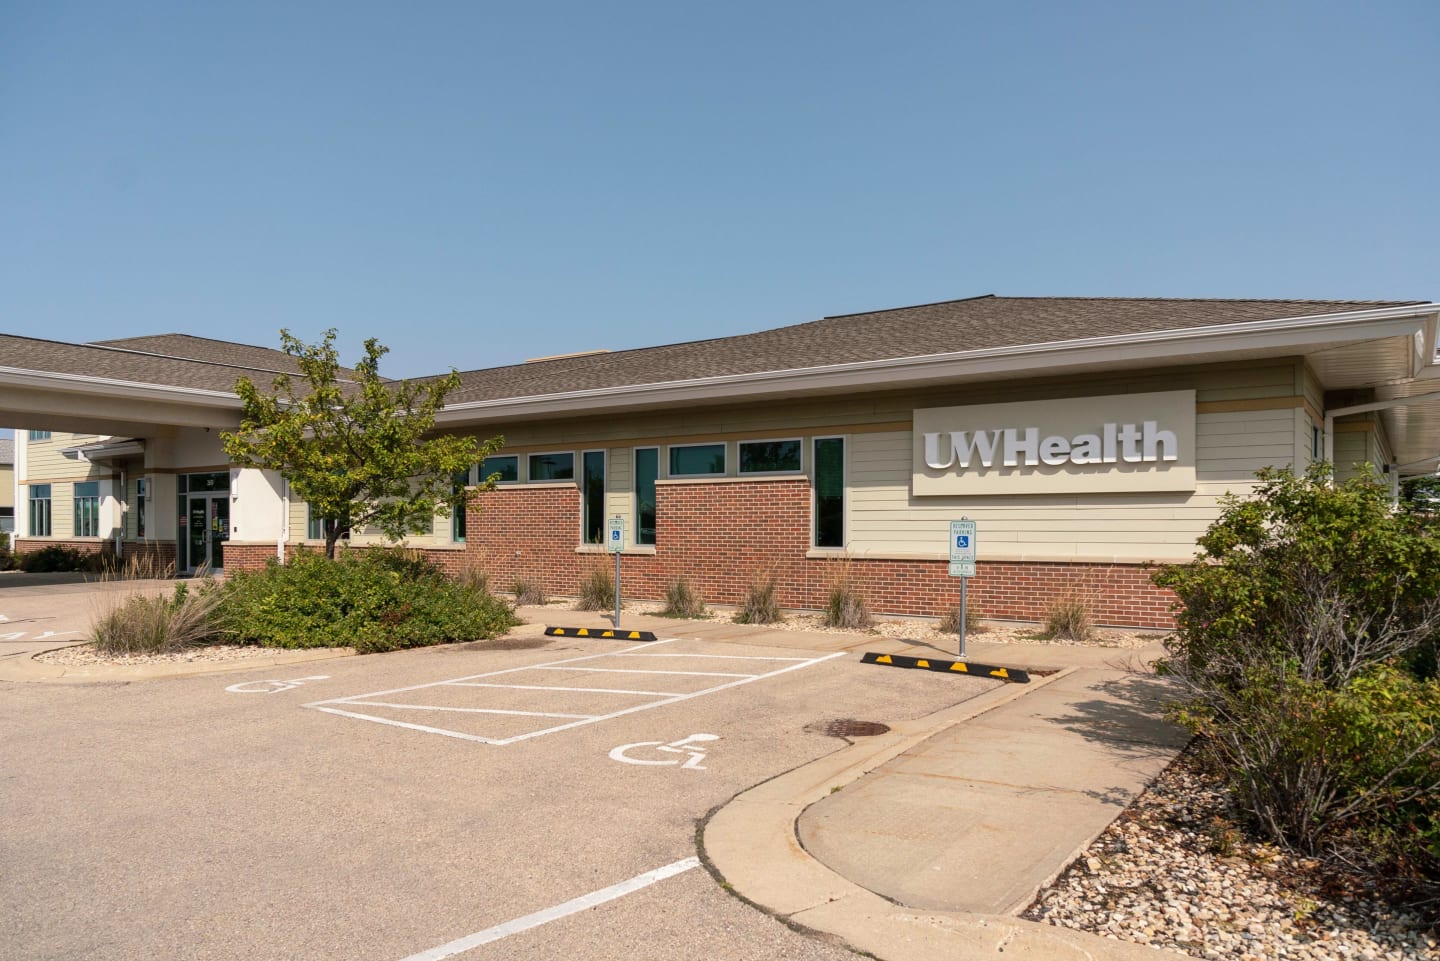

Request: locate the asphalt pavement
(0, 581), (1189, 961)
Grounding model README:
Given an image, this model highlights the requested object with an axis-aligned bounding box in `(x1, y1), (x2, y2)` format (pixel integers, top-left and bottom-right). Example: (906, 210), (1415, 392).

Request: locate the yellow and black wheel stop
(545, 626), (658, 641)
(861, 651), (1029, 683)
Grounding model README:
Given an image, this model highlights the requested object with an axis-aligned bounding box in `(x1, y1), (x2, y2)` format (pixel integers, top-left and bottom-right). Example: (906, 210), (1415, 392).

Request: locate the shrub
(1042, 595), (1094, 642)
(456, 566), (490, 594)
(823, 568), (873, 630)
(735, 570), (783, 625)
(90, 581), (224, 654)
(938, 602), (986, 635)
(0, 532), (14, 572)
(216, 550), (519, 654)
(576, 564), (615, 611)
(660, 577), (706, 618)
(1155, 465), (1440, 894)
(92, 553), (176, 582)
(19, 544), (98, 573)
(512, 577), (546, 606)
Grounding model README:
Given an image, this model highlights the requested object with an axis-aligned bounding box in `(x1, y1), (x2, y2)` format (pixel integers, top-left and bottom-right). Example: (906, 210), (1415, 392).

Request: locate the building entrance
(178, 472), (230, 573)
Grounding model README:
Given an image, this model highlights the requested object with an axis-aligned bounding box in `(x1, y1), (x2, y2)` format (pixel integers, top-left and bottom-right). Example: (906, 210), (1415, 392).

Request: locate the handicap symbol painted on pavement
(609, 733), (720, 770)
(225, 675), (331, 694)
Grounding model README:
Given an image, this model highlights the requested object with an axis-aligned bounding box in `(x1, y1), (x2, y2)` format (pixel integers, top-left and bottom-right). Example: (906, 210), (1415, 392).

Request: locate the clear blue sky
(2, 1), (1436, 380)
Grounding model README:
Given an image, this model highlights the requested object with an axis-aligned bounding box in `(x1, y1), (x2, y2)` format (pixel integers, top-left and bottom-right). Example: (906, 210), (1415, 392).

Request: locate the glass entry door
(185, 494), (229, 573)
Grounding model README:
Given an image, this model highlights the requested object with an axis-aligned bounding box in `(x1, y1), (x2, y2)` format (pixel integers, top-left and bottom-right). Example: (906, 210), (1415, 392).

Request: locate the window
(582, 450), (606, 544)
(739, 439), (801, 474)
(635, 447), (657, 546)
(306, 503), (349, 541)
(669, 443), (725, 476)
(528, 452), (574, 481)
(74, 482), (100, 537)
(452, 470), (469, 542)
(0, 507), (13, 533)
(27, 430), (51, 441)
(136, 479), (148, 538)
(28, 485), (52, 537)
(813, 438), (845, 547)
(480, 455), (519, 483)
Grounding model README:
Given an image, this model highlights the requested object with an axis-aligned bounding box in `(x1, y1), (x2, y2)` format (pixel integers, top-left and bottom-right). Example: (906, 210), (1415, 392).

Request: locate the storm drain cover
(805, 718), (891, 738)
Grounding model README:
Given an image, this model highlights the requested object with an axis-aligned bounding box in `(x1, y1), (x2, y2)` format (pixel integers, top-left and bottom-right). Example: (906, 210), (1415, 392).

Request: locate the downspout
(279, 478), (289, 563)
(115, 466), (125, 560)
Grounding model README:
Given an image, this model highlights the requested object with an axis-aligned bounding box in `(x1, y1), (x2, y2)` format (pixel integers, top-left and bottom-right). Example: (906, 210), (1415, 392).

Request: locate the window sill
(575, 545), (656, 556)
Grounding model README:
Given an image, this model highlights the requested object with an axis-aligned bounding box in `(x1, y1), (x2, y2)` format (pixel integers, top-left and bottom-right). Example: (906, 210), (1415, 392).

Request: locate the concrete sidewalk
(702, 639), (1193, 961)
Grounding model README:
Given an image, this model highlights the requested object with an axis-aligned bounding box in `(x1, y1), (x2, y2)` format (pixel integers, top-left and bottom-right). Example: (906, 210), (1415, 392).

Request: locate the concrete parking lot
(0, 584), (996, 961)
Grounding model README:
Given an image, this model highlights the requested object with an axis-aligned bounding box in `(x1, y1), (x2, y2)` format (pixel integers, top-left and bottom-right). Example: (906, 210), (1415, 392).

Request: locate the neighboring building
(2, 296), (1439, 627)
(0, 437), (14, 533)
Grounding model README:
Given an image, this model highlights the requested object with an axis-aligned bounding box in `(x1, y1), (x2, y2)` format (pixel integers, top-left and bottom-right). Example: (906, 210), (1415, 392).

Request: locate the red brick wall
(14, 538), (114, 557)
(218, 480), (1179, 629)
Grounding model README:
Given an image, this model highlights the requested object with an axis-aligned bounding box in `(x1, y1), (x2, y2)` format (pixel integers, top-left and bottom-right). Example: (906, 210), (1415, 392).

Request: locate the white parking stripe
(342, 701), (595, 719)
(532, 666), (757, 678)
(307, 706), (511, 744)
(307, 641), (846, 745)
(398, 857), (700, 961)
(616, 652), (813, 661)
(446, 682), (687, 697)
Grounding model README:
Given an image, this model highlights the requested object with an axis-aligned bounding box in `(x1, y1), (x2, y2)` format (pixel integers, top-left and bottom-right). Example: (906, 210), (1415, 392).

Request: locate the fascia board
(0, 367), (242, 406)
(435, 306), (1440, 424)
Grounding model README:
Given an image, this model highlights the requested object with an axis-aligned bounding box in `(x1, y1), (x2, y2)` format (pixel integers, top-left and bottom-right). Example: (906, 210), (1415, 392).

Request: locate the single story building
(5, 295), (1440, 628)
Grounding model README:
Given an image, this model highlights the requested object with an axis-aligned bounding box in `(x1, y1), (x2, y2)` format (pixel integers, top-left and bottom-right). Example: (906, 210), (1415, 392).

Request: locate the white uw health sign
(913, 390), (1197, 496)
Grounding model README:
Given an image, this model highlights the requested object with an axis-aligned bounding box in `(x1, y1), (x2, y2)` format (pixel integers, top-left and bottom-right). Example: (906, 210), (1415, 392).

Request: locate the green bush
(735, 570), (783, 625)
(576, 564), (614, 611)
(660, 577), (706, 618)
(216, 550), (518, 654)
(18, 544), (99, 573)
(0, 532), (14, 572)
(91, 581), (224, 654)
(1155, 464), (1440, 894)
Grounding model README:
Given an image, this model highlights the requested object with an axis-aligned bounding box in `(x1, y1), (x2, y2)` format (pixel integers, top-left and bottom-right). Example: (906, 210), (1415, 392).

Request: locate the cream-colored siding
(605, 447), (632, 526)
(23, 432), (111, 484)
(462, 360), (1306, 459)
(1333, 422), (1379, 482)
(844, 406), (1298, 563)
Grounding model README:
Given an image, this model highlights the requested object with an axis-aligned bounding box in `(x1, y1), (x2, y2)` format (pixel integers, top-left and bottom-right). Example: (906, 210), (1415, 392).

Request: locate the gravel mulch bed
(1023, 747), (1440, 960)
(34, 643), (351, 666)
(619, 602), (1159, 650)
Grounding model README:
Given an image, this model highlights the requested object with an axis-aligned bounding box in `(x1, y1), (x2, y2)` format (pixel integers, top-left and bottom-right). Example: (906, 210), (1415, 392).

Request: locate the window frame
(667, 442), (727, 477)
(136, 478), (148, 539)
(634, 446), (658, 547)
(74, 481), (101, 538)
(811, 435), (846, 549)
(28, 484), (53, 537)
(737, 437), (804, 476)
(527, 451), (576, 483)
(581, 449), (606, 545)
(479, 455), (520, 485)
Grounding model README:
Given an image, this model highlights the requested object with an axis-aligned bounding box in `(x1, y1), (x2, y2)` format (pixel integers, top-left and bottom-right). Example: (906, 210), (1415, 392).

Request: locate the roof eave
(434, 303), (1440, 425)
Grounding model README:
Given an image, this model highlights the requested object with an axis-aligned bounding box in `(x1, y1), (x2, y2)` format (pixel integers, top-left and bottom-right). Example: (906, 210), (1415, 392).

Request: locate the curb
(701, 667), (1191, 961)
(0, 646), (357, 684)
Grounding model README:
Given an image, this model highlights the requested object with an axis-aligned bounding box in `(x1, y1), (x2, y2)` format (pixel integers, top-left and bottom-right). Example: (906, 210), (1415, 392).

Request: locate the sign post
(948, 518), (977, 659)
(607, 515), (626, 627)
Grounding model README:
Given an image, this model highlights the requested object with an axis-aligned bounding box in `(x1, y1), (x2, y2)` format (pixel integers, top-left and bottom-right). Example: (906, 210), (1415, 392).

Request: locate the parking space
(2, 610), (998, 961)
(307, 638), (844, 745)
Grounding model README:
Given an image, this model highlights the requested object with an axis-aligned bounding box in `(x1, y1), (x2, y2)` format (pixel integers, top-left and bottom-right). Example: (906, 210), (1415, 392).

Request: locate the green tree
(221, 330), (501, 559)
(1400, 472), (1440, 516)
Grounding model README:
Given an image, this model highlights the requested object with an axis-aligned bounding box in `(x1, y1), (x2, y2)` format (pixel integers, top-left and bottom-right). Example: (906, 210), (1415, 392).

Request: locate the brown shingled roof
(91, 333), (307, 375)
(438, 296), (1426, 404)
(0, 297), (1427, 402)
